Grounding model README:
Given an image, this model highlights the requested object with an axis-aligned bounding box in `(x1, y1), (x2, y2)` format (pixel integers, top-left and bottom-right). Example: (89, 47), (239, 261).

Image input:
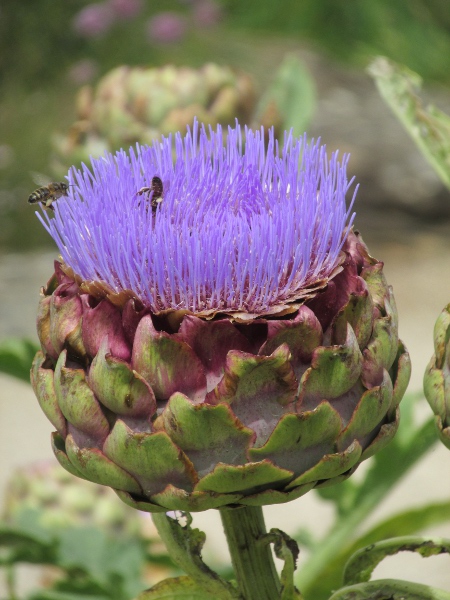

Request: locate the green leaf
(368, 56), (450, 190)
(56, 527), (147, 598)
(28, 592), (110, 600)
(137, 576), (220, 599)
(27, 569), (114, 599)
(255, 54), (316, 136)
(2, 508), (55, 545)
(0, 337), (39, 382)
(328, 578), (450, 600)
(343, 536), (450, 585)
(348, 501), (450, 554)
(0, 521), (55, 566)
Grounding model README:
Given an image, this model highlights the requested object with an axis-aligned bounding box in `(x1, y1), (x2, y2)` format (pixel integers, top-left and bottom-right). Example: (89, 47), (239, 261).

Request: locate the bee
(137, 176), (164, 213)
(28, 173), (70, 211)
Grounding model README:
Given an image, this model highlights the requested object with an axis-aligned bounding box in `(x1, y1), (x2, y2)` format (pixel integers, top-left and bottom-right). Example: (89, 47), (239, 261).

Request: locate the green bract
(424, 304), (450, 449)
(31, 231), (410, 512)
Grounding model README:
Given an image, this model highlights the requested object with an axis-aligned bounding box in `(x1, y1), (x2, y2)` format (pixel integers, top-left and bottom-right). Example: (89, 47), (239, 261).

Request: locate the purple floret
(37, 121), (357, 314)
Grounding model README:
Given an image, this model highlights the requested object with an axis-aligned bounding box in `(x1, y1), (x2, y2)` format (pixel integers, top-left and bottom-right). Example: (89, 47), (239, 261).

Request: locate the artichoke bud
(3, 460), (149, 538)
(52, 64), (256, 176)
(424, 305), (450, 448)
(33, 122), (411, 512)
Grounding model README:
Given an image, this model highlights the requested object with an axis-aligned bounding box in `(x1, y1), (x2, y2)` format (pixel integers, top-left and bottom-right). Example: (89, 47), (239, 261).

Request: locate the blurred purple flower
(67, 59), (99, 85)
(109, 0), (143, 20)
(193, 0), (223, 27)
(72, 3), (115, 38)
(38, 121), (356, 315)
(146, 11), (187, 45)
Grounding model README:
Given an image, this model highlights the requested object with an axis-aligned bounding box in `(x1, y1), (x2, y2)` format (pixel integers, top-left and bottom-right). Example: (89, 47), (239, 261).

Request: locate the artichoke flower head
(32, 121), (411, 512)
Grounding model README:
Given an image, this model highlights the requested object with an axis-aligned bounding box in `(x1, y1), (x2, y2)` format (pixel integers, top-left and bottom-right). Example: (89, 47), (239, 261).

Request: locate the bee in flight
(28, 173), (70, 211)
(136, 176), (164, 213)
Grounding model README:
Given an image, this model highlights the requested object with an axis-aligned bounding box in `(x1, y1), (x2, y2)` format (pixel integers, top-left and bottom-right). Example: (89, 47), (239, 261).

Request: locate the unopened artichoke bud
(52, 64), (256, 175)
(3, 460), (147, 537)
(424, 305), (450, 448)
(32, 121), (410, 513)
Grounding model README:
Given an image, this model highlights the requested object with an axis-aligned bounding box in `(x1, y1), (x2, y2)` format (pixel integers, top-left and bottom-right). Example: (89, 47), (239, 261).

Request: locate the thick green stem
(220, 505), (281, 600)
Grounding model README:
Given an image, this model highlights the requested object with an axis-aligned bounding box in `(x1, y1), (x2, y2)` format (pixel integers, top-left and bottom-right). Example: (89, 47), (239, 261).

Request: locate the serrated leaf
(57, 526), (146, 596)
(368, 56), (450, 190)
(328, 579), (450, 600)
(0, 337), (39, 382)
(137, 576), (220, 599)
(255, 54), (315, 136)
(343, 536), (450, 585)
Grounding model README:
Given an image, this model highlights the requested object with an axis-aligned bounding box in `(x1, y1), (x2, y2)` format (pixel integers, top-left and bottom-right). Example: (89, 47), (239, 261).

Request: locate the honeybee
(28, 174), (70, 211)
(137, 176), (163, 212)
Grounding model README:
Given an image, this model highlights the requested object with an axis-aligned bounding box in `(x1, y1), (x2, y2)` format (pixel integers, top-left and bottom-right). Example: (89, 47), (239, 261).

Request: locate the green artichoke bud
(424, 305), (450, 448)
(52, 63), (256, 174)
(32, 123), (410, 513)
(3, 460), (148, 537)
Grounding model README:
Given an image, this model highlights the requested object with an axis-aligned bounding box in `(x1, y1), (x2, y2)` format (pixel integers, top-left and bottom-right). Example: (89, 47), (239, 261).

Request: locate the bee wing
(30, 171), (52, 187)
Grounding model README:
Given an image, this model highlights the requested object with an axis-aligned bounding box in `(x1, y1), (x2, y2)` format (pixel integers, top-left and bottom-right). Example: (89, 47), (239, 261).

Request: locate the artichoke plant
(52, 63), (256, 175)
(424, 305), (450, 449)
(31, 121), (410, 514)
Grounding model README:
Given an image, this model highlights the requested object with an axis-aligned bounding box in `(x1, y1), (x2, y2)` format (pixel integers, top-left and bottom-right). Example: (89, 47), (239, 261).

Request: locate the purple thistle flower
(72, 3), (115, 38)
(37, 121), (356, 316)
(146, 12), (187, 45)
(109, 0), (143, 20)
(193, 0), (223, 28)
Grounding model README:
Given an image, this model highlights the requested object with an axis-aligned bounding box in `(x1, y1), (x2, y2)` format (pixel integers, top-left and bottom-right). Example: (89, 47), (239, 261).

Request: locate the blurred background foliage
(223, 0), (450, 82)
(2, 0), (450, 251)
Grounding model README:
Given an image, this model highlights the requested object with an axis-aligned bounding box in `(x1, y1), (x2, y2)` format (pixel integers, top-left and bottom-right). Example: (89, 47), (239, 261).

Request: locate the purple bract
(37, 121), (356, 316)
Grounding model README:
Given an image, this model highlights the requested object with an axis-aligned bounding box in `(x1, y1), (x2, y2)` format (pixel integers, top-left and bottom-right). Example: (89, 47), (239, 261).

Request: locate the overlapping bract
(424, 306), (450, 449)
(32, 231), (411, 512)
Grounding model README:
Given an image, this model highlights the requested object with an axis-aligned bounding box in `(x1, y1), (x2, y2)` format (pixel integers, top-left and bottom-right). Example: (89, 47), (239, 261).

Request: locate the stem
(220, 505), (281, 600)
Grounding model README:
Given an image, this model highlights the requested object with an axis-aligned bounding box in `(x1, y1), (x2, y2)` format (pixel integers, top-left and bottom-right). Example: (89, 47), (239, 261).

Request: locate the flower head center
(37, 121), (356, 317)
